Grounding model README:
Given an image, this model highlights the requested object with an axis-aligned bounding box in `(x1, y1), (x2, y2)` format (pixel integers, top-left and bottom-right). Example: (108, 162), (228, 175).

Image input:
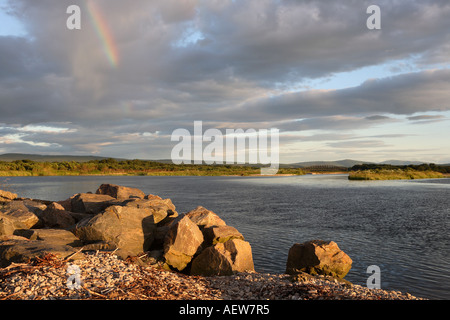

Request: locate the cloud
(407, 115), (444, 121)
(365, 115), (392, 121)
(229, 69), (450, 122)
(327, 140), (388, 149)
(406, 114), (448, 125)
(1, 0), (450, 161)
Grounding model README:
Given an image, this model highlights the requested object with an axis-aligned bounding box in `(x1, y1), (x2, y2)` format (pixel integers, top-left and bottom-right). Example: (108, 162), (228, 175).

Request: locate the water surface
(2, 174), (449, 299)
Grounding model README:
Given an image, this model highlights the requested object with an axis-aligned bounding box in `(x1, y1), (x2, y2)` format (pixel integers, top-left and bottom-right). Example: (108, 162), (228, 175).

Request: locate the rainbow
(85, 0), (119, 67)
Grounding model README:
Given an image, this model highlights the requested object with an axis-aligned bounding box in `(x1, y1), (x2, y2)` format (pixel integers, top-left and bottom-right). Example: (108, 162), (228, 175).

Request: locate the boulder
(124, 198), (178, 224)
(0, 200), (42, 229)
(14, 228), (83, 247)
(203, 225), (244, 246)
(185, 206), (226, 229)
(96, 184), (145, 200)
(40, 202), (76, 229)
(0, 190), (17, 201)
(145, 194), (162, 200)
(0, 215), (15, 236)
(57, 194), (78, 211)
(163, 216), (203, 271)
(0, 239), (84, 267)
(74, 205), (157, 256)
(7, 210), (40, 229)
(70, 193), (116, 214)
(7, 199), (48, 214)
(285, 240), (352, 278)
(190, 239), (255, 276)
(0, 235), (29, 241)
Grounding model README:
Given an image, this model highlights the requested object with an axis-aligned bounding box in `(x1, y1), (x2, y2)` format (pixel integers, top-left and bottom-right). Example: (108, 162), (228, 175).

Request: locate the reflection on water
(2, 174), (449, 299)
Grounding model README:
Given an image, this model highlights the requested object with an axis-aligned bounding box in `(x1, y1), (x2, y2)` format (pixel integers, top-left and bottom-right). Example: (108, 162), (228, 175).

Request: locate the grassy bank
(348, 169), (444, 180)
(0, 159), (305, 177)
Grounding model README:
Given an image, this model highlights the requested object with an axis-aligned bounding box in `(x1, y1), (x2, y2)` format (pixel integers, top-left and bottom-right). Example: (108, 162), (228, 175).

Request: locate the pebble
(0, 251), (426, 300)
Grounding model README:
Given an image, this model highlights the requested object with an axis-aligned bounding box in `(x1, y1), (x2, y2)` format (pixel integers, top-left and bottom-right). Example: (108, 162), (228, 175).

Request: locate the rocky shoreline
(0, 184), (425, 300)
(0, 251), (424, 300)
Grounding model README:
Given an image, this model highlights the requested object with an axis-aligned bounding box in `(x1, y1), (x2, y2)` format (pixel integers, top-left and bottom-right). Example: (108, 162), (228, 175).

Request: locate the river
(1, 174), (449, 299)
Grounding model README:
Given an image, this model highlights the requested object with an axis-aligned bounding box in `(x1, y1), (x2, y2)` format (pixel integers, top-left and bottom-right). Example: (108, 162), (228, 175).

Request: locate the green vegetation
(0, 159), (306, 177)
(3, 158), (448, 179)
(348, 163), (450, 180)
(300, 165), (347, 173)
(348, 169), (444, 180)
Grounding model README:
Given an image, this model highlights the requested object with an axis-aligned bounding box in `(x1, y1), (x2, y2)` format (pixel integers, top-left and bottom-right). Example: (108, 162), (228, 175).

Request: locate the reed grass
(348, 169), (444, 180)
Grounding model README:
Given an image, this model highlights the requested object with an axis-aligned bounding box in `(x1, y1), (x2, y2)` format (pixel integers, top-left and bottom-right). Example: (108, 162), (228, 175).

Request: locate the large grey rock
(70, 193), (116, 214)
(96, 184), (145, 200)
(190, 239), (255, 276)
(74, 205), (157, 256)
(163, 216), (203, 271)
(0, 239), (84, 267)
(285, 240), (353, 278)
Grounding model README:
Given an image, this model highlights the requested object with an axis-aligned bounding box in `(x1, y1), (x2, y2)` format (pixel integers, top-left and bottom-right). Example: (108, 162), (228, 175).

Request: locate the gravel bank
(0, 251), (425, 300)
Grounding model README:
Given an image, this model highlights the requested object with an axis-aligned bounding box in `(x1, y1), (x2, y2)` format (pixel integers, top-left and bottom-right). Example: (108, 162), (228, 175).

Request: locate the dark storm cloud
(0, 0), (450, 158)
(229, 69), (450, 122)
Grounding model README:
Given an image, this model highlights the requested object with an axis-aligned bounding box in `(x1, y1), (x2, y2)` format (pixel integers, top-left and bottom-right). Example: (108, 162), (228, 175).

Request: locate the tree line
(0, 159), (304, 176)
(349, 163), (450, 174)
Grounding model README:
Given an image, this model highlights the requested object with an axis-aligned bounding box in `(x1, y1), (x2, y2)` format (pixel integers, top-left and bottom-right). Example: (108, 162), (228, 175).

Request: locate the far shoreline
(2, 171), (450, 180)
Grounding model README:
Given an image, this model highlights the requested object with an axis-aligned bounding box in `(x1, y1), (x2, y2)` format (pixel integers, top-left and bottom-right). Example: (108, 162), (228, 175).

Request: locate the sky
(0, 0), (449, 164)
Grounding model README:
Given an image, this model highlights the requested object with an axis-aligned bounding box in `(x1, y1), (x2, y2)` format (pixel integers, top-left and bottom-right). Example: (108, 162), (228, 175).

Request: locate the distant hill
(0, 153), (124, 162)
(379, 160), (426, 166)
(286, 159), (447, 168)
(285, 159), (373, 168)
(0, 154), (447, 168)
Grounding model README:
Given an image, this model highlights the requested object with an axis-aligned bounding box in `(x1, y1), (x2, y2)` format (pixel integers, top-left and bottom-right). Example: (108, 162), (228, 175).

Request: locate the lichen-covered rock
(285, 240), (352, 278)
